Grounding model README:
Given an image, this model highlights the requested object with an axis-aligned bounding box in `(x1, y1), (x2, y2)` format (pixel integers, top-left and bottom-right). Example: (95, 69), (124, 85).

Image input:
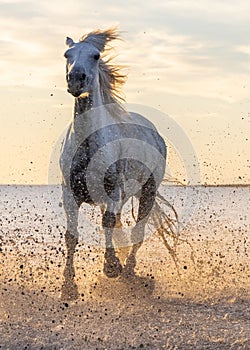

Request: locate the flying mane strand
(80, 28), (127, 104)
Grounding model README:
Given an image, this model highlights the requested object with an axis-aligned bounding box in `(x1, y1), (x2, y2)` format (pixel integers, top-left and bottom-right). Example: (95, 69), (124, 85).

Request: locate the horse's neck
(74, 96), (92, 117)
(73, 94), (121, 123)
(72, 92), (113, 137)
(74, 80), (103, 117)
(72, 83), (125, 135)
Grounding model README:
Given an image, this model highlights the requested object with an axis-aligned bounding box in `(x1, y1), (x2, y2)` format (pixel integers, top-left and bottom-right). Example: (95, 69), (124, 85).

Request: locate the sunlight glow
(0, 0), (249, 184)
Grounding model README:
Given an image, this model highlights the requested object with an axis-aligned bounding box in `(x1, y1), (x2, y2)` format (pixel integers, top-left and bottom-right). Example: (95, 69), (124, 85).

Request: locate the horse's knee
(102, 210), (116, 228)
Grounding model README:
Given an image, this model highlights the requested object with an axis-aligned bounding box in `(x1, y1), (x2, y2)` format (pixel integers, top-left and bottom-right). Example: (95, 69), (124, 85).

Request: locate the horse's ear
(66, 37), (75, 47)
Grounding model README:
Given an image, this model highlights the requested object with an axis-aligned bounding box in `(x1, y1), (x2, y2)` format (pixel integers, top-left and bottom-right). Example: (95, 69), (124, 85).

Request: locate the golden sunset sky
(0, 0), (249, 184)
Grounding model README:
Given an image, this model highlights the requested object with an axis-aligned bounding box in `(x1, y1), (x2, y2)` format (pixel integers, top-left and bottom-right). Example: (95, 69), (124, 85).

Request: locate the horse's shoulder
(128, 111), (157, 130)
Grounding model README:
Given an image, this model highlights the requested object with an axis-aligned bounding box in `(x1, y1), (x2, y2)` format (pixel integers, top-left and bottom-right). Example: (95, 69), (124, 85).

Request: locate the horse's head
(64, 38), (101, 98)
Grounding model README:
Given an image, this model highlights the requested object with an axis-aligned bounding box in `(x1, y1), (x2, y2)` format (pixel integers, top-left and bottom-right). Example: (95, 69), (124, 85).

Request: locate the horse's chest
(65, 135), (119, 206)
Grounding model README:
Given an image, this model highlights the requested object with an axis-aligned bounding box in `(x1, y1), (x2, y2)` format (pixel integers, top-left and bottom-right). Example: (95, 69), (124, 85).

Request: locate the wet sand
(0, 185), (249, 349)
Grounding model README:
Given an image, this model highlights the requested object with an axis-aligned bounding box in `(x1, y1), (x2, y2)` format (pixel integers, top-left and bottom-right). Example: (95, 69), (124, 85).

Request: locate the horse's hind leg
(123, 174), (156, 278)
(102, 209), (123, 278)
(61, 187), (79, 300)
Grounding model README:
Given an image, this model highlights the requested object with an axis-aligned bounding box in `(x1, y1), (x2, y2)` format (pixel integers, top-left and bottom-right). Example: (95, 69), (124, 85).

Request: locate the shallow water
(0, 185), (249, 349)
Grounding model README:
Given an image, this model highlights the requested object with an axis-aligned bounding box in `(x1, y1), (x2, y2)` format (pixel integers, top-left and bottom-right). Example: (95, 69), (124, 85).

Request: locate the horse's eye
(93, 53), (100, 60)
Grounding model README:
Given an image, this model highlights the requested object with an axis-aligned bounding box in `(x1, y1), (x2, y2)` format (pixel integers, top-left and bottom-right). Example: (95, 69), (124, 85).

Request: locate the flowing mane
(80, 28), (127, 104)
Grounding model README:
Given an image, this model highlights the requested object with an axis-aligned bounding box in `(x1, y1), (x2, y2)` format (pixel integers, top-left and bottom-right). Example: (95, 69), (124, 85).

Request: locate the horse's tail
(149, 190), (180, 271)
(149, 183), (197, 275)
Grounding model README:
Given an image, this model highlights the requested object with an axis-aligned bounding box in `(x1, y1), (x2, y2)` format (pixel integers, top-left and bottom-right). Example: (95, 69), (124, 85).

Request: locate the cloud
(160, 0), (250, 21)
(0, 0), (249, 101)
(236, 45), (250, 55)
(0, 0), (42, 18)
(118, 28), (250, 104)
(0, 0), (249, 184)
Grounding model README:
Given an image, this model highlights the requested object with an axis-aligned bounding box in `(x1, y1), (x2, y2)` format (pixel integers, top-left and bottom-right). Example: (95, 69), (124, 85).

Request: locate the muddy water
(0, 185), (249, 349)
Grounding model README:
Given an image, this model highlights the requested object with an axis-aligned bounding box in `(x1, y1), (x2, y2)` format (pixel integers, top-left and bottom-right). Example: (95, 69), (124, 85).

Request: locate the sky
(0, 0), (249, 185)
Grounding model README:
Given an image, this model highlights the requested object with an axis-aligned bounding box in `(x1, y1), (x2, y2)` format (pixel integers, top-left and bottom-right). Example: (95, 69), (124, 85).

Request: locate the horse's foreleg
(63, 229), (78, 280)
(102, 210), (122, 278)
(122, 223), (145, 278)
(61, 190), (79, 300)
(123, 175), (156, 278)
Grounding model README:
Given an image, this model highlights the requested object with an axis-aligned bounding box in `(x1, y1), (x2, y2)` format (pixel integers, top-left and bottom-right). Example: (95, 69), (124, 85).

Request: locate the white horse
(60, 28), (167, 299)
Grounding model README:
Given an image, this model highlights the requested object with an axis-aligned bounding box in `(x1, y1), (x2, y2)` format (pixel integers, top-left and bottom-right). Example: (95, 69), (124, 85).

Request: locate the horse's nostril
(67, 70), (86, 82)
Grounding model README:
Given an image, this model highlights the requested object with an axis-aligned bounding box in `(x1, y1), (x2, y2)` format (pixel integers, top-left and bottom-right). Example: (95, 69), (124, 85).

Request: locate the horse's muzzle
(67, 88), (82, 97)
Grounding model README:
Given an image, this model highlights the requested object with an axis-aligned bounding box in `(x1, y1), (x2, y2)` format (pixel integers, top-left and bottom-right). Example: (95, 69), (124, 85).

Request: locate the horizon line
(0, 183), (249, 188)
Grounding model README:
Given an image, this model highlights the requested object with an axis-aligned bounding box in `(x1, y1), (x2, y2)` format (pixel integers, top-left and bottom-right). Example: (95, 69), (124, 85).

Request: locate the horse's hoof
(122, 257), (136, 279)
(104, 257), (122, 278)
(121, 268), (136, 280)
(61, 281), (79, 301)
